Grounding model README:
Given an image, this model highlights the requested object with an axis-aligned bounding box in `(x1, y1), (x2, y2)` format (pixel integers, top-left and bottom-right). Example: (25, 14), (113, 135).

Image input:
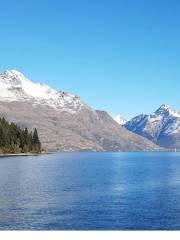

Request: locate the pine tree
(33, 128), (40, 144)
(32, 128), (41, 152)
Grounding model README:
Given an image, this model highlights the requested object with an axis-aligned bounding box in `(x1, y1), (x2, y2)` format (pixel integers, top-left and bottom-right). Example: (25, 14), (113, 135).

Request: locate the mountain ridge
(0, 69), (88, 113)
(0, 69), (159, 151)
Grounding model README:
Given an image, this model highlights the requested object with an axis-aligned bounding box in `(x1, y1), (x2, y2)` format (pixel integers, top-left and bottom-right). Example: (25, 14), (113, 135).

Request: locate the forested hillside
(0, 117), (42, 154)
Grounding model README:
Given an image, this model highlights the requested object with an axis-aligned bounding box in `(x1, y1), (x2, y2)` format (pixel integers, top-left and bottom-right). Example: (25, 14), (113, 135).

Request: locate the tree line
(0, 117), (42, 154)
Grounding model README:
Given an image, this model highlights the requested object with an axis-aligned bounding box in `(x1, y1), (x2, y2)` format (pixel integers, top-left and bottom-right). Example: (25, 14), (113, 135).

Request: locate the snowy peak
(155, 104), (171, 114)
(157, 103), (171, 110)
(125, 104), (180, 149)
(3, 69), (26, 79)
(0, 69), (60, 98)
(0, 69), (85, 113)
(113, 115), (128, 125)
(155, 104), (180, 118)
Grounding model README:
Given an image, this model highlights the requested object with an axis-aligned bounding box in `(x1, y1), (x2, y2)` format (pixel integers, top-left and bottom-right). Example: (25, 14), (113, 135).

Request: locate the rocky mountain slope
(0, 70), (159, 151)
(125, 104), (180, 150)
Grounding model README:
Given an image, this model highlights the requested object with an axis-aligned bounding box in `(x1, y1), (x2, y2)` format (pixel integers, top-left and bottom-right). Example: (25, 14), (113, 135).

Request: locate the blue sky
(0, 0), (179, 118)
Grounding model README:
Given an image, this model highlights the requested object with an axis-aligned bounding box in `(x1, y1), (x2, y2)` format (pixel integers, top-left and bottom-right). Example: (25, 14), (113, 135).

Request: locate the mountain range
(1, 69), (179, 151)
(0, 69), (159, 152)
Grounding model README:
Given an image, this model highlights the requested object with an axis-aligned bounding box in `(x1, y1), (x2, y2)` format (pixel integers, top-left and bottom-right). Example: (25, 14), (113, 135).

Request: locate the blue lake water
(0, 152), (180, 230)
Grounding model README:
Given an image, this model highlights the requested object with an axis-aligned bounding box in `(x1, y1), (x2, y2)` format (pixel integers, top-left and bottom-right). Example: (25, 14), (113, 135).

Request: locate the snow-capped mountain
(125, 104), (180, 149)
(0, 69), (159, 151)
(0, 70), (85, 113)
(113, 114), (128, 125)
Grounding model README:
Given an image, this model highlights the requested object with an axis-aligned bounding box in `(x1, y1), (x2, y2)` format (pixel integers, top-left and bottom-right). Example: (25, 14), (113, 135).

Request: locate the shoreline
(0, 151), (179, 157)
(0, 152), (48, 157)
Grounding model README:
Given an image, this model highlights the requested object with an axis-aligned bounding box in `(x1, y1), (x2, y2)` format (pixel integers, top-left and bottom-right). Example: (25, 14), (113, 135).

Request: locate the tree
(32, 128), (41, 153)
(0, 127), (5, 147)
(33, 128), (40, 144)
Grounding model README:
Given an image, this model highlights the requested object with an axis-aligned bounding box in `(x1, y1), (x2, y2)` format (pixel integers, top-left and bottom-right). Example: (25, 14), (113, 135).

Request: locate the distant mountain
(0, 70), (159, 151)
(113, 115), (128, 125)
(125, 104), (180, 150)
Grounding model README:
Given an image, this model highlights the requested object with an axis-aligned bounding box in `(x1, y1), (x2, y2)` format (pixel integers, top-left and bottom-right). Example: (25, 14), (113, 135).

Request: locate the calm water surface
(0, 152), (180, 230)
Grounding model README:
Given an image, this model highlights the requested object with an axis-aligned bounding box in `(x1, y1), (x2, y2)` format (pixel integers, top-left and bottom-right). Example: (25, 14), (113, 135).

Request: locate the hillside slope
(0, 70), (159, 151)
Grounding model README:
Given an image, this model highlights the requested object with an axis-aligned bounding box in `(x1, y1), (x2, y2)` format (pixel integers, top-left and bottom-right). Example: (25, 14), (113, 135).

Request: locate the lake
(0, 152), (180, 230)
